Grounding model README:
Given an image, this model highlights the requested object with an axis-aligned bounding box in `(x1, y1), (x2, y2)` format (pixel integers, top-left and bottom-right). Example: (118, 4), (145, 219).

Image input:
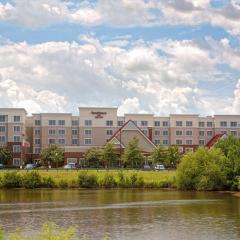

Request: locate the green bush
(58, 179), (68, 188)
(22, 171), (42, 189)
(117, 171), (128, 187)
(101, 173), (117, 188)
(129, 173), (144, 188)
(1, 171), (22, 188)
(78, 172), (98, 188)
(41, 176), (55, 188)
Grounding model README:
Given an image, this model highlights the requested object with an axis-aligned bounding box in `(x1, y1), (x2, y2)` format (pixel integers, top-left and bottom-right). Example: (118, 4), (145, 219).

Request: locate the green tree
(84, 148), (101, 167)
(40, 145), (64, 168)
(100, 143), (117, 168)
(0, 146), (12, 165)
(151, 145), (167, 165)
(165, 146), (181, 167)
(123, 137), (144, 168)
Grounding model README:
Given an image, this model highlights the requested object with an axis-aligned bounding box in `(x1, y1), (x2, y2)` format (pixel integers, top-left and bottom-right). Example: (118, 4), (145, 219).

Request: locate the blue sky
(0, 0), (240, 115)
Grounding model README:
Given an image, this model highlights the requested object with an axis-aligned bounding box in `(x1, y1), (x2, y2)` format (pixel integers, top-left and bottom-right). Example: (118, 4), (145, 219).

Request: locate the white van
(154, 164), (166, 170)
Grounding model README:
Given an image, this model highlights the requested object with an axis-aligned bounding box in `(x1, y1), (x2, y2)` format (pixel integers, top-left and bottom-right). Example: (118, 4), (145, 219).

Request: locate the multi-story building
(1, 107), (240, 166)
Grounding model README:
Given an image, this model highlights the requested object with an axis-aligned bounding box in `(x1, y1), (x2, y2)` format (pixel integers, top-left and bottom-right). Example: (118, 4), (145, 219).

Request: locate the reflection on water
(0, 189), (239, 240)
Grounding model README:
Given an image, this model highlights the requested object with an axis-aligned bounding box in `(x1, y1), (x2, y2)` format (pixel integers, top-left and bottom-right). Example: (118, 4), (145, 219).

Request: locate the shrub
(22, 171), (42, 189)
(129, 173), (144, 188)
(58, 179), (68, 188)
(41, 176), (55, 188)
(101, 173), (117, 188)
(78, 172), (98, 188)
(117, 171), (128, 187)
(1, 171), (22, 188)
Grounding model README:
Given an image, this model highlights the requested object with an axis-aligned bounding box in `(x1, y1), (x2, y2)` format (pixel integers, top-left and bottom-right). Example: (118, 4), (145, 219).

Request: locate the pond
(0, 189), (239, 239)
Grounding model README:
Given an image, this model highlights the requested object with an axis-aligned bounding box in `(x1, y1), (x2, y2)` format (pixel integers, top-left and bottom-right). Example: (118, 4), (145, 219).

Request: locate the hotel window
(230, 121), (237, 127)
(49, 120), (56, 126)
(207, 131), (213, 137)
(154, 130), (160, 136)
(13, 145), (21, 153)
(58, 139), (65, 145)
(106, 120), (113, 126)
(230, 131), (237, 136)
(48, 129), (56, 135)
(58, 129), (65, 135)
(199, 122), (205, 127)
(72, 129), (78, 135)
(0, 115), (6, 122)
(163, 130), (169, 136)
(85, 129), (92, 136)
(220, 121), (227, 127)
(106, 129), (113, 136)
(154, 139), (160, 145)
(72, 138), (79, 145)
(118, 121), (124, 126)
(154, 121), (160, 127)
(186, 130), (193, 136)
(35, 129), (40, 135)
(48, 139), (55, 144)
(199, 139), (205, 145)
(176, 139), (182, 145)
(0, 126), (5, 133)
(141, 121), (148, 126)
(186, 140), (193, 145)
(34, 148), (40, 154)
(14, 126), (21, 132)
(162, 121), (168, 127)
(186, 121), (193, 127)
(207, 122), (213, 127)
(85, 120), (92, 126)
(199, 131), (205, 136)
(84, 138), (92, 145)
(221, 131), (227, 135)
(163, 139), (169, 145)
(14, 116), (20, 122)
(176, 130), (183, 136)
(142, 130), (148, 136)
(72, 120), (79, 126)
(0, 136), (6, 143)
(13, 158), (21, 166)
(14, 136), (21, 142)
(176, 121), (182, 127)
(35, 120), (41, 126)
(35, 138), (40, 145)
(58, 120), (65, 126)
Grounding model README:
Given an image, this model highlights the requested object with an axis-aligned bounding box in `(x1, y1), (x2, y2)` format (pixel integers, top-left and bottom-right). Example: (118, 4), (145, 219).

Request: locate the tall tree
(165, 146), (181, 167)
(151, 145), (167, 165)
(84, 148), (101, 167)
(0, 146), (12, 165)
(100, 143), (117, 168)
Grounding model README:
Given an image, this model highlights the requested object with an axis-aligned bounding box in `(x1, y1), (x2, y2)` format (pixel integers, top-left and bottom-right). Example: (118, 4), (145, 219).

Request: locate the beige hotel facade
(0, 107), (240, 166)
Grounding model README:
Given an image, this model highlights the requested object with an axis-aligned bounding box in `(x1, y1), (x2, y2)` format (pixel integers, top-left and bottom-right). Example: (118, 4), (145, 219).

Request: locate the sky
(0, 0), (240, 116)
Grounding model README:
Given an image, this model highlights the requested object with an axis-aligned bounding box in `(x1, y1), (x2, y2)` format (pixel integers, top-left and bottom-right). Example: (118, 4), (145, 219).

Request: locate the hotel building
(0, 107), (240, 166)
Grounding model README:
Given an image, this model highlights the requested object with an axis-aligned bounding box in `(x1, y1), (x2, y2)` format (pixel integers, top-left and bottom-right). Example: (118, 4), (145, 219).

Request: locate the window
(230, 131), (237, 136)
(186, 130), (193, 136)
(176, 139), (182, 145)
(14, 126), (21, 132)
(0, 126), (5, 132)
(13, 158), (21, 166)
(221, 131), (227, 135)
(154, 130), (160, 136)
(48, 129), (56, 135)
(142, 130), (148, 136)
(186, 140), (193, 145)
(85, 120), (92, 126)
(163, 139), (169, 145)
(58, 139), (65, 145)
(141, 121), (148, 126)
(186, 121), (193, 127)
(220, 121), (227, 127)
(58, 120), (65, 126)
(154, 139), (160, 145)
(199, 131), (205, 136)
(72, 129), (78, 135)
(176, 121), (182, 127)
(118, 121), (124, 126)
(154, 121), (160, 127)
(84, 138), (92, 145)
(49, 139), (55, 144)
(106, 129), (113, 136)
(106, 120), (113, 126)
(162, 121), (168, 127)
(84, 129), (92, 136)
(0, 115), (6, 122)
(34, 148), (40, 154)
(72, 138), (79, 145)
(13, 145), (21, 153)
(176, 130), (182, 136)
(207, 131), (213, 137)
(35, 120), (41, 126)
(199, 139), (205, 145)
(58, 129), (65, 135)
(49, 120), (56, 126)
(14, 136), (21, 142)
(162, 130), (169, 136)
(133, 121), (138, 126)
(35, 138), (40, 145)
(72, 120), (79, 126)
(0, 136), (6, 143)
(199, 122), (205, 127)
(230, 121), (237, 127)
(207, 122), (213, 127)
(35, 129), (40, 135)
(14, 116), (20, 122)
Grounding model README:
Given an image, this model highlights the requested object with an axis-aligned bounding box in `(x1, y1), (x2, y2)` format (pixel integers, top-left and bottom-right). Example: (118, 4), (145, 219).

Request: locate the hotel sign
(91, 111), (107, 119)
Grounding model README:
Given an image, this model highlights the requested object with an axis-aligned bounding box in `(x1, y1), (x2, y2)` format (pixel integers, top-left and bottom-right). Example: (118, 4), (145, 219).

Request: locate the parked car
(63, 163), (76, 170)
(24, 164), (37, 170)
(143, 165), (151, 170)
(0, 163), (4, 169)
(154, 164), (166, 171)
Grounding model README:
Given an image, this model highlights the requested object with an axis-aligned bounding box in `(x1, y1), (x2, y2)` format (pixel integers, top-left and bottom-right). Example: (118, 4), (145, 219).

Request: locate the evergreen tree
(0, 146), (12, 165)
(101, 143), (117, 168)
